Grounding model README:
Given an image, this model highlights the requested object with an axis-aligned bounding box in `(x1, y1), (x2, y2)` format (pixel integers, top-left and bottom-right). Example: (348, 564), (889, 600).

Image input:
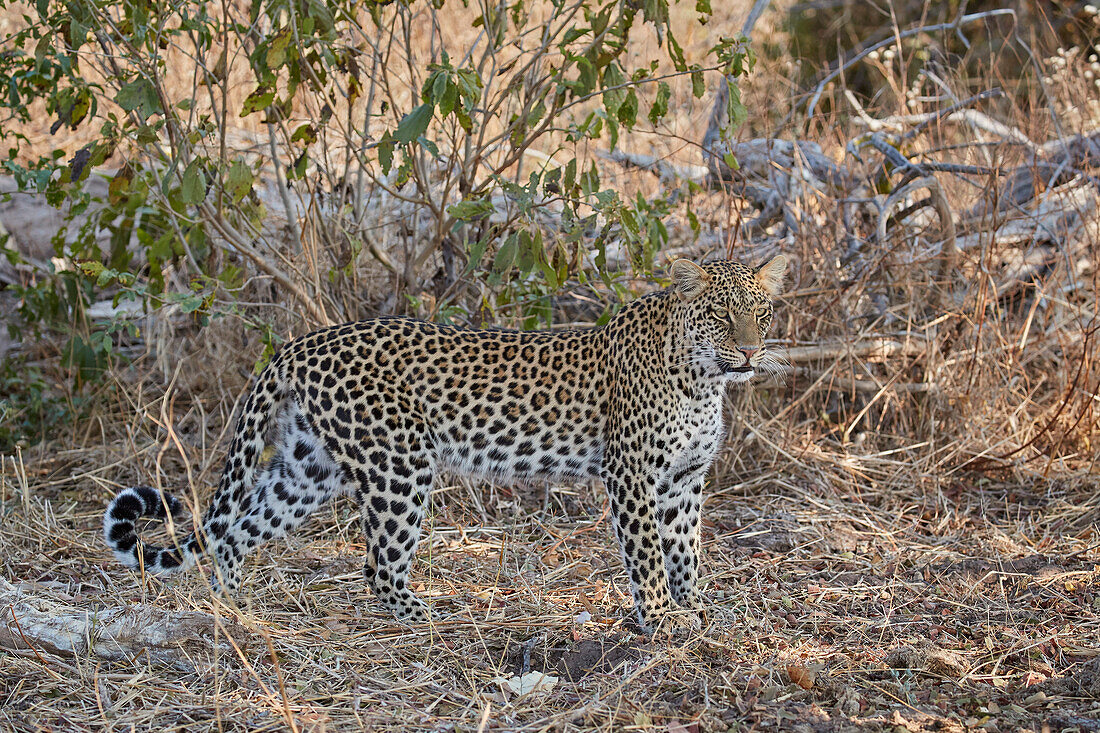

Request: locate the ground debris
(1040, 656), (1100, 698)
(0, 578), (248, 666)
(492, 670), (558, 697)
(886, 641), (969, 679)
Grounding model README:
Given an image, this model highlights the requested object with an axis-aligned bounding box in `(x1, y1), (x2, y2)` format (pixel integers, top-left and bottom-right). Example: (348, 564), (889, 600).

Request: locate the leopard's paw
(643, 608), (702, 639)
(677, 595), (709, 624)
(388, 593), (442, 625)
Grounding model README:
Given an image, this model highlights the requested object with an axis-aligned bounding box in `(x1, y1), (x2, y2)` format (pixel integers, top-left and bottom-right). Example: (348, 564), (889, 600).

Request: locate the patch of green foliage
(0, 356), (71, 452)
(0, 0), (756, 445)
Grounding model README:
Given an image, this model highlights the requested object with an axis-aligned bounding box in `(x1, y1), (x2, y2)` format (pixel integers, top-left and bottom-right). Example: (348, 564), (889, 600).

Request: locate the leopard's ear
(755, 255), (788, 296)
(670, 259), (711, 302)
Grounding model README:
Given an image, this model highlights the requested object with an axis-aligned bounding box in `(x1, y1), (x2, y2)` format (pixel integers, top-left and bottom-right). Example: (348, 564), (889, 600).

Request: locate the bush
(0, 0), (752, 359)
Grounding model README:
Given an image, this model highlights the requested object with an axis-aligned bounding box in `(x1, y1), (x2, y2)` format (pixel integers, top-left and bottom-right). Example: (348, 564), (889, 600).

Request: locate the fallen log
(778, 334), (932, 363)
(0, 578), (249, 667)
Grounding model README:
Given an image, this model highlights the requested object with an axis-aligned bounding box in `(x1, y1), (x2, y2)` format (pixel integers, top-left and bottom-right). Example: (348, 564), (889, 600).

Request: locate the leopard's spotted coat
(104, 256), (787, 633)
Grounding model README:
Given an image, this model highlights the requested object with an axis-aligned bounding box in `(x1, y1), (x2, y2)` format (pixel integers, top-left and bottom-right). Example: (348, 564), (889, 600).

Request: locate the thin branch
(804, 8), (1017, 120)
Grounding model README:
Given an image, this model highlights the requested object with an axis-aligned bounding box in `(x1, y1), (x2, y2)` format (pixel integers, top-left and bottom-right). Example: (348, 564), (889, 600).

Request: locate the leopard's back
(281, 317), (612, 482)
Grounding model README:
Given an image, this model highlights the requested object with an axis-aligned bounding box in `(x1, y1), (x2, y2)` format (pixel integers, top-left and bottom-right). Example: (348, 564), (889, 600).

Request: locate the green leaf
(542, 167), (561, 196)
(602, 63), (626, 116)
(68, 91), (91, 128)
(447, 198), (496, 222)
(575, 56), (597, 96)
(580, 162), (600, 197)
(115, 79), (160, 119)
(305, 0), (335, 35)
(563, 27), (587, 44)
(455, 106), (473, 133)
(592, 6), (612, 35)
(427, 69), (448, 106)
(181, 160), (206, 205)
(61, 334), (107, 386)
(290, 151), (309, 179)
(438, 79), (458, 118)
(377, 133), (395, 174)
(176, 292), (205, 314)
(517, 229), (540, 277)
(34, 35), (49, 63)
(493, 232), (518, 273)
(68, 147), (92, 180)
(464, 233), (490, 274)
(667, 33), (687, 72)
(537, 251), (559, 289)
(641, 0), (669, 24)
(135, 124), (159, 144)
(648, 81), (670, 125)
(108, 168), (133, 203)
(605, 114), (619, 151)
(266, 27), (293, 68)
(78, 260), (105, 280)
(217, 263), (245, 288)
(687, 208), (700, 235)
(291, 123), (317, 145)
(617, 89), (637, 128)
(253, 338), (276, 376)
(347, 76), (361, 107)
(225, 160), (253, 202)
(455, 69), (483, 109)
(691, 66), (705, 98)
(149, 230), (176, 261)
(726, 81), (748, 128)
(393, 104), (433, 144)
(591, 189), (616, 207)
(240, 86), (275, 117)
(419, 137), (440, 159)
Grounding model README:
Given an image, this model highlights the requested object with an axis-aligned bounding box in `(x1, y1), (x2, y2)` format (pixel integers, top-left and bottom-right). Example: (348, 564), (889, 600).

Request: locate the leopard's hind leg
(322, 402), (435, 622)
(355, 441), (436, 621)
(211, 401), (347, 592)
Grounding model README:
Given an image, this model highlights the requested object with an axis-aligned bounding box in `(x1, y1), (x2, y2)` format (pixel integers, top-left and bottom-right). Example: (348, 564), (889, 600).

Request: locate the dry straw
(2, 1), (1100, 731)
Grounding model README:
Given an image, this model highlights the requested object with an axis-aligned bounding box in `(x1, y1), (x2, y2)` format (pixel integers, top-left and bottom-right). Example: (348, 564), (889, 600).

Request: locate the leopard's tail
(103, 353), (288, 581)
(103, 485), (198, 574)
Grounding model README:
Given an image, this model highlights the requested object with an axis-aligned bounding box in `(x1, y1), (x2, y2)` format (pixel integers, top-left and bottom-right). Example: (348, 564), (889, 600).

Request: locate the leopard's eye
(755, 305), (770, 319)
(712, 307), (728, 320)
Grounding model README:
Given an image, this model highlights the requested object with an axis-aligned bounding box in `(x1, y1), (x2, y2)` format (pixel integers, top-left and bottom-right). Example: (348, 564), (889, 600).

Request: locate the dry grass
(2, 424), (1099, 731)
(3, 0), (1100, 731)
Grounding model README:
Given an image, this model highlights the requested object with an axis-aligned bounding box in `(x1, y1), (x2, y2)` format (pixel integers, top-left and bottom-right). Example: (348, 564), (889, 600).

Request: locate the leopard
(103, 255), (787, 634)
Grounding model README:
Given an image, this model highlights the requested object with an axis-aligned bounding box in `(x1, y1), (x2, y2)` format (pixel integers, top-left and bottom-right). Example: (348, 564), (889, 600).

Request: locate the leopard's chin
(716, 358), (754, 382)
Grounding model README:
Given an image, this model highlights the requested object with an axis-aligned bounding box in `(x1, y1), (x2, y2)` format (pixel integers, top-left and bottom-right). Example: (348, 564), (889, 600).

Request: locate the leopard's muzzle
(717, 358), (754, 375)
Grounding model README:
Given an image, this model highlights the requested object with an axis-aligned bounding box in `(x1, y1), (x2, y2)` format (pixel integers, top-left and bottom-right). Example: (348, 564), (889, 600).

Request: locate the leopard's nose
(737, 346), (759, 360)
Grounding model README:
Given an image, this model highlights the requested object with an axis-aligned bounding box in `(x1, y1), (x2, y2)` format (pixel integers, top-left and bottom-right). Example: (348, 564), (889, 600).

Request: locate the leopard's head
(669, 256), (787, 383)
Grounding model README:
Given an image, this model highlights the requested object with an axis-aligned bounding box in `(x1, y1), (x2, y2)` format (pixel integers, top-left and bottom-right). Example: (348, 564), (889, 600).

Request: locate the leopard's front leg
(657, 406), (724, 620)
(657, 474), (705, 615)
(601, 450), (698, 635)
